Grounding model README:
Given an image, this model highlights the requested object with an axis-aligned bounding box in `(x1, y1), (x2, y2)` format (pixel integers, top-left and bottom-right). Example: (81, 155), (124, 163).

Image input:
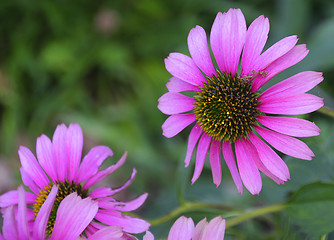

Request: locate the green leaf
(286, 182), (334, 235)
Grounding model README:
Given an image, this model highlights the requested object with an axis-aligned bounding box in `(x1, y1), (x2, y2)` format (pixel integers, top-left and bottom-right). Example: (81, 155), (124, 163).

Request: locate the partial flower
(0, 123), (149, 238)
(158, 8), (323, 195)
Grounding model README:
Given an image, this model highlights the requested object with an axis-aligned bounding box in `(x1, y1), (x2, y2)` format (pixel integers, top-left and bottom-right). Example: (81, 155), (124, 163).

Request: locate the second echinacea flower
(158, 8), (323, 195)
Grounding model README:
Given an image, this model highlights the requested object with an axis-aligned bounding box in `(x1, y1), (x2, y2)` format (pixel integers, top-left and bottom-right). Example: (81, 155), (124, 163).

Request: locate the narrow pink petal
(66, 123), (83, 183)
(168, 216), (195, 240)
(2, 206), (18, 239)
(158, 92), (195, 115)
(188, 25), (216, 76)
(255, 126), (314, 160)
(222, 142), (243, 194)
(184, 124), (203, 167)
(144, 231), (155, 240)
(162, 113), (196, 138)
(260, 71), (324, 101)
(105, 169), (137, 196)
(19, 146), (49, 189)
(258, 93), (324, 115)
(235, 139), (262, 195)
(98, 193), (148, 212)
(193, 218), (208, 240)
(17, 186), (29, 240)
(52, 123), (68, 182)
(166, 77), (200, 93)
(257, 115), (321, 137)
(210, 12), (225, 73)
(252, 44), (309, 91)
(0, 189), (36, 208)
(51, 194), (98, 240)
(201, 217), (226, 240)
(241, 15), (270, 76)
(209, 139), (222, 187)
(248, 132), (290, 181)
(36, 134), (57, 182)
(76, 146), (113, 183)
(191, 133), (211, 184)
(165, 52), (206, 86)
(252, 35), (298, 72)
(84, 152), (127, 189)
(87, 226), (124, 240)
(221, 8), (247, 76)
(33, 185), (58, 240)
(20, 167), (40, 195)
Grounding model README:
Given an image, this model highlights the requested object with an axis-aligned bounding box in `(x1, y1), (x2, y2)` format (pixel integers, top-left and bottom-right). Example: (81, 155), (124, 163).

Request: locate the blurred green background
(0, 0), (334, 239)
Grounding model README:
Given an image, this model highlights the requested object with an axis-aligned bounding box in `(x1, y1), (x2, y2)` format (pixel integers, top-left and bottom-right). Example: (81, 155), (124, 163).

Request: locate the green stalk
(318, 106), (334, 118)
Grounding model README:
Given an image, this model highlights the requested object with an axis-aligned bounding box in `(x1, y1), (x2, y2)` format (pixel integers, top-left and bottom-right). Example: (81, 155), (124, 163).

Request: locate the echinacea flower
(158, 8), (324, 195)
(0, 123), (150, 238)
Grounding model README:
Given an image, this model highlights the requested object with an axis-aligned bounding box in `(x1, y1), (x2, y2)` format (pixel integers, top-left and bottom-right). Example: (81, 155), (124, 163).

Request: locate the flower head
(0, 123), (150, 238)
(158, 8), (324, 194)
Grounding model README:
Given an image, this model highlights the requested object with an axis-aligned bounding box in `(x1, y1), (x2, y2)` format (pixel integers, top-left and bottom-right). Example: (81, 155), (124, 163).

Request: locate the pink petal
(17, 186), (29, 240)
(87, 226), (124, 240)
(220, 8), (247, 76)
(51, 194), (98, 240)
(184, 124), (203, 167)
(166, 77), (200, 93)
(252, 44), (309, 91)
(36, 134), (57, 182)
(255, 126), (314, 160)
(235, 139), (262, 195)
(144, 231), (155, 240)
(248, 132), (290, 181)
(188, 25), (216, 76)
(191, 133), (211, 184)
(104, 169), (137, 196)
(241, 15), (270, 76)
(165, 53), (206, 86)
(66, 123), (83, 183)
(168, 216), (195, 240)
(18, 146), (49, 189)
(210, 12), (225, 73)
(20, 167), (40, 195)
(76, 146), (113, 183)
(97, 193), (148, 212)
(252, 35), (298, 73)
(2, 206), (18, 239)
(209, 139), (222, 187)
(84, 152), (127, 189)
(201, 217), (226, 240)
(222, 142), (243, 195)
(256, 115), (321, 137)
(162, 114), (196, 138)
(52, 123), (68, 182)
(158, 92), (195, 115)
(193, 218), (208, 240)
(0, 189), (36, 208)
(258, 93), (324, 115)
(33, 185), (58, 240)
(259, 71), (324, 101)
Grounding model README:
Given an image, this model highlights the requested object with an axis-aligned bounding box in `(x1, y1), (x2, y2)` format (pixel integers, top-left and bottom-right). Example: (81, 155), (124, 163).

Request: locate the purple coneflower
(158, 8), (324, 194)
(0, 123), (149, 238)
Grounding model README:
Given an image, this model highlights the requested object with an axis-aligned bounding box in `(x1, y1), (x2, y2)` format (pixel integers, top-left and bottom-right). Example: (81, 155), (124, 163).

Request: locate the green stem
(320, 234), (327, 240)
(226, 203), (286, 228)
(318, 106), (334, 118)
(149, 202), (234, 226)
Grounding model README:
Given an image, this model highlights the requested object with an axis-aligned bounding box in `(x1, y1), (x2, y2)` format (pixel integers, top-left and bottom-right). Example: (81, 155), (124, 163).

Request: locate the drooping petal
(0, 189), (36, 208)
(241, 15), (269, 76)
(188, 25), (216, 76)
(193, 218), (208, 240)
(209, 139), (222, 187)
(17, 186), (29, 240)
(191, 133), (211, 184)
(18, 146), (49, 189)
(158, 92), (196, 115)
(166, 77), (200, 93)
(33, 185), (58, 240)
(36, 134), (57, 182)
(255, 126), (314, 160)
(165, 53), (206, 86)
(235, 139), (262, 195)
(258, 93), (324, 115)
(259, 71), (324, 101)
(97, 193), (148, 212)
(220, 8), (247, 76)
(222, 142), (243, 194)
(51, 193), (98, 240)
(87, 226), (124, 240)
(162, 114), (196, 138)
(2, 206), (18, 240)
(143, 231), (155, 240)
(252, 44), (309, 91)
(256, 115), (321, 137)
(76, 146), (113, 183)
(167, 216), (195, 240)
(201, 217), (225, 240)
(184, 124), (203, 167)
(210, 12), (225, 73)
(248, 132), (290, 181)
(66, 123), (83, 183)
(52, 123), (68, 182)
